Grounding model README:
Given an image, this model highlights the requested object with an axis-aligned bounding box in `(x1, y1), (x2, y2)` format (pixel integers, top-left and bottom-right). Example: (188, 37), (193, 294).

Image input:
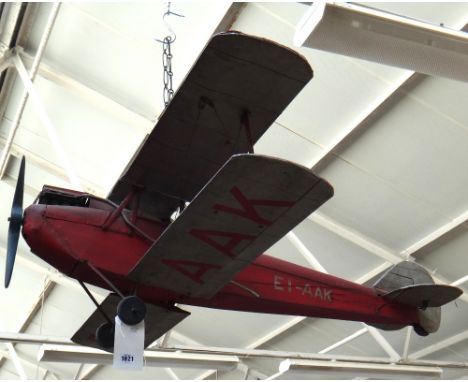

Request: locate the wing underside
(108, 32), (313, 219)
(128, 154), (333, 298)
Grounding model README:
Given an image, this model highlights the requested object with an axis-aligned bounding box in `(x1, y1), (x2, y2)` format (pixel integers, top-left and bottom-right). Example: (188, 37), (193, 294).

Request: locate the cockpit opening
(37, 189), (90, 208)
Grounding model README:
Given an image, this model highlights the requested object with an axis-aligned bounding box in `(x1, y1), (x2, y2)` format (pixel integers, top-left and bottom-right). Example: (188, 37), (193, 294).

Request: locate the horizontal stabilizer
(371, 261), (462, 335)
(72, 294), (190, 351)
(382, 284), (462, 308)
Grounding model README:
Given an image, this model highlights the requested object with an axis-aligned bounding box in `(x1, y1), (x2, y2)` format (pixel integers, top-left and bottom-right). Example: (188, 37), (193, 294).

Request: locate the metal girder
(402, 327), (412, 360)
(401, 209), (468, 257)
(13, 54), (83, 190)
(309, 212), (406, 264)
(409, 328), (468, 360)
(366, 325), (400, 361)
(76, 364), (102, 380)
(273, 359), (442, 379)
(156, 344), (468, 370)
(0, 348), (61, 380)
(18, 49), (154, 132)
(453, 275), (468, 287)
(0, 2), (61, 180)
(318, 327), (368, 354)
(286, 231), (328, 273)
(38, 344), (240, 370)
(1, 334), (466, 373)
(5, 343), (26, 380)
(0, 278), (55, 369)
(308, 71), (415, 171)
(0, 138), (107, 196)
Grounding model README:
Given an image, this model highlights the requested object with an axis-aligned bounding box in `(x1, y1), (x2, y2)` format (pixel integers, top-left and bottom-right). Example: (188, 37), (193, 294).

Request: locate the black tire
(96, 322), (115, 349)
(413, 324), (429, 337)
(117, 296), (146, 325)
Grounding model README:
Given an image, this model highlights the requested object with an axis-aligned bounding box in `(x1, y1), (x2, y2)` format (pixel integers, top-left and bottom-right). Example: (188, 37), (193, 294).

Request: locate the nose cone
(22, 204), (45, 244)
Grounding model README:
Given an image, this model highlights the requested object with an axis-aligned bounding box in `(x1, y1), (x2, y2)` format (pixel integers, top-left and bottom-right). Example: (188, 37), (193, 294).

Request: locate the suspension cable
(155, 2), (184, 108)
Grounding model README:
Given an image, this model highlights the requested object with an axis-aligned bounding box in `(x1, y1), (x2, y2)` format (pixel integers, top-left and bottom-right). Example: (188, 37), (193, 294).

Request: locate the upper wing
(128, 154), (333, 298)
(108, 32), (313, 219)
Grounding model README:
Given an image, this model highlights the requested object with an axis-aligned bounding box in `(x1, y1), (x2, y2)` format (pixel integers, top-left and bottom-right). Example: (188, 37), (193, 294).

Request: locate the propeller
(5, 156), (25, 288)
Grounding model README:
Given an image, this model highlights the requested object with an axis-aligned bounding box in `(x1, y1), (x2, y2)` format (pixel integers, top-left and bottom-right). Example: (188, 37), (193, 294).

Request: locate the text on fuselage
(273, 275), (333, 302)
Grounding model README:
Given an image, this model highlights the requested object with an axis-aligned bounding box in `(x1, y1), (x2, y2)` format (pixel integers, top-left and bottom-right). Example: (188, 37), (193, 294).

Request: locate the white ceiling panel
(293, 217), (384, 279)
(334, 77), (468, 218)
(416, 226), (468, 281)
(316, 157), (440, 251)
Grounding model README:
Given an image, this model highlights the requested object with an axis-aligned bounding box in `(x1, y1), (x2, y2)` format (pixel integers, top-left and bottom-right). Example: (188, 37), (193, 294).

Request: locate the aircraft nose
(22, 204), (45, 242)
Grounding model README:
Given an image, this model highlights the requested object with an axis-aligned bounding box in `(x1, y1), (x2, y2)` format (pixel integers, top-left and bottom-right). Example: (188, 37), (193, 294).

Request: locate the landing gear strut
(78, 269), (147, 349)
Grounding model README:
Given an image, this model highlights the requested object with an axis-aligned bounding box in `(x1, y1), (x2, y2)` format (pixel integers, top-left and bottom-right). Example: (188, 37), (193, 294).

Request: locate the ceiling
(0, 1), (468, 380)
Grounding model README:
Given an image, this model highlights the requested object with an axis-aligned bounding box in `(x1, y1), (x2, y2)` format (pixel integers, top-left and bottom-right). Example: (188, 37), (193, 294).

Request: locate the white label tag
(113, 316), (145, 370)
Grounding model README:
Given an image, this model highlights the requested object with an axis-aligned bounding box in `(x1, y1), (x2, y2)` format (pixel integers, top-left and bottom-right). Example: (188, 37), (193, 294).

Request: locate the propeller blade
(5, 156), (25, 288)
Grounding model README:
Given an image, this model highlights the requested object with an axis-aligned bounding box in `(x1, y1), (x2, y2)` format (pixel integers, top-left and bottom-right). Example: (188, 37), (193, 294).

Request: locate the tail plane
(370, 261), (462, 335)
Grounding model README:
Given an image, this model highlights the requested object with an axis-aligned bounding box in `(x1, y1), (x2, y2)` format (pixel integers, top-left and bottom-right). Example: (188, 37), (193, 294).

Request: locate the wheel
(96, 322), (115, 349)
(413, 324), (429, 337)
(117, 296), (146, 325)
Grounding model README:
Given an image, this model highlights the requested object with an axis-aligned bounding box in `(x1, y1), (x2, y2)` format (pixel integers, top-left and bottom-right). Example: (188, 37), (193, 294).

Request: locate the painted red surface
(21, 187), (420, 328)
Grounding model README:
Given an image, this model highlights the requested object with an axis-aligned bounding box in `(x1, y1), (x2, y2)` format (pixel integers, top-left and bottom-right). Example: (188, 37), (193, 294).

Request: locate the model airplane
(4, 32), (462, 351)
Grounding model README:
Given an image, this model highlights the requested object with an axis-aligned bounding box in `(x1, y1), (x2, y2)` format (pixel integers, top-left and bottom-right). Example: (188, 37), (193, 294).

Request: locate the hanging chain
(157, 2), (184, 108)
(162, 36), (174, 107)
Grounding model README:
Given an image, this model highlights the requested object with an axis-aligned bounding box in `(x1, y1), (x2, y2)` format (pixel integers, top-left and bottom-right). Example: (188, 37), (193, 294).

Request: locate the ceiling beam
(0, 278), (55, 370)
(409, 328), (468, 360)
(167, 343), (468, 370)
(0, 2), (60, 179)
(0, 348), (61, 379)
(3, 328), (468, 377)
(286, 232), (328, 273)
(366, 325), (400, 361)
(38, 344), (240, 370)
(77, 364), (102, 380)
(275, 358), (442, 379)
(13, 54), (83, 190)
(0, 141), (107, 196)
(2, 337), (464, 371)
(453, 275), (468, 287)
(5, 343), (26, 380)
(402, 327), (412, 361)
(318, 327), (368, 354)
(309, 212), (406, 263)
(18, 50), (154, 133)
(402, 208), (468, 257)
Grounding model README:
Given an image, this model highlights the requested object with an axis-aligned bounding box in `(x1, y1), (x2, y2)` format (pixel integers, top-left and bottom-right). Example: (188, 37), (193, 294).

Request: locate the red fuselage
(21, 187), (419, 328)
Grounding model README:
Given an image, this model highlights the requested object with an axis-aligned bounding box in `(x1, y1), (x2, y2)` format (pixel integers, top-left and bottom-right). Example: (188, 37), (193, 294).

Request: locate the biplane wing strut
(128, 154), (334, 298)
(108, 32), (313, 220)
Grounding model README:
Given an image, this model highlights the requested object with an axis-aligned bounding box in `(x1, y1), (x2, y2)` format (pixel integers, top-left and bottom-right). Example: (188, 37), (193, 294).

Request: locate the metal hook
(155, 2), (184, 44)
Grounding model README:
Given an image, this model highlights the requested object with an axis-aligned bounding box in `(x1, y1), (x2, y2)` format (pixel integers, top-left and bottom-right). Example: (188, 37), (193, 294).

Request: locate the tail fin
(370, 261), (462, 336)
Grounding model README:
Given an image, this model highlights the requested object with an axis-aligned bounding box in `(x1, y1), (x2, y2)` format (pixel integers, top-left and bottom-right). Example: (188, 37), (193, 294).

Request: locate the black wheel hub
(96, 322), (115, 349)
(117, 296), (147, 326)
